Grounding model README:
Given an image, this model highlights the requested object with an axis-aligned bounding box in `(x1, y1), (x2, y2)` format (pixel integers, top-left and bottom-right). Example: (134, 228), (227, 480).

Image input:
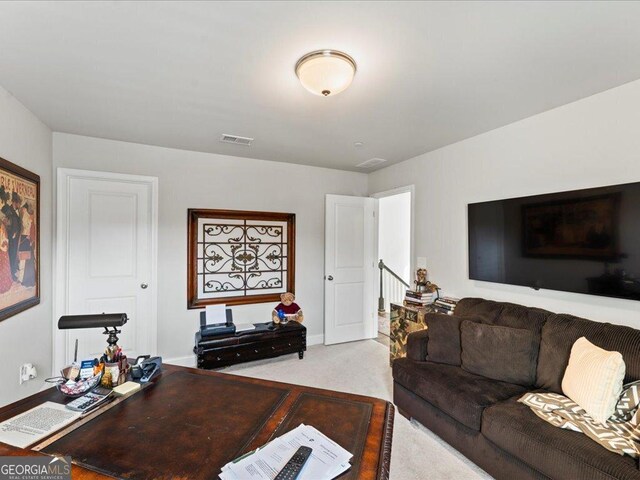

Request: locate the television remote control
(274, 446), (312, 480)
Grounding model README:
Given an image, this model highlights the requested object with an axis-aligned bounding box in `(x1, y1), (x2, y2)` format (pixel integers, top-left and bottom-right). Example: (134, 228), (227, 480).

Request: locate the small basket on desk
(46, 369), (103, 398)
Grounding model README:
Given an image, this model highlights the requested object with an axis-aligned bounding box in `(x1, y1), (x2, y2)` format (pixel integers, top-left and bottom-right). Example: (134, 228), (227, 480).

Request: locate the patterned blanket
(519, 381), (640, 458)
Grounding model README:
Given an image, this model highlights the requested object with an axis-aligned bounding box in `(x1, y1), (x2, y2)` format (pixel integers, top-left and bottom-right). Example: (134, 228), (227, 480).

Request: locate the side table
(389, 302), (436, 365)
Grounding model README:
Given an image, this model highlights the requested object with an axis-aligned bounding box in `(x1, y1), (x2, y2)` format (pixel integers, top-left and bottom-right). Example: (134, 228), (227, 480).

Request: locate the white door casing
(324, 194), (377, 345)
(54, 169), (158, 373)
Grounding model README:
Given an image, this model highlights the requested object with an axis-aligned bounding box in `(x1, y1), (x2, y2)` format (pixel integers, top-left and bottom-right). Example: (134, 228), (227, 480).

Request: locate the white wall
(378, 192), (411, 283)
(53, 133), (368, 364)
(0, 86), (52, 406)
(369, 79), (640, 328)
(378, 192), (412, 312)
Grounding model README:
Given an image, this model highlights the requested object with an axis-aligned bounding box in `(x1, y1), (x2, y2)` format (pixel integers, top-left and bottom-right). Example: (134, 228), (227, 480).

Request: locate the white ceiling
(1, 1), (640, 172)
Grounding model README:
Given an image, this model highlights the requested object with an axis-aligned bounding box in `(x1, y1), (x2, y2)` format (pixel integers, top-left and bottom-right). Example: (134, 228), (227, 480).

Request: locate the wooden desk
(0, 364), (394, 479)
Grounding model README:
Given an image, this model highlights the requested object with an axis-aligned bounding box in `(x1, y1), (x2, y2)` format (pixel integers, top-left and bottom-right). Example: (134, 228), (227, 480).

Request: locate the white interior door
(55, 169), (157, 371)
(324, 194), (376, 345)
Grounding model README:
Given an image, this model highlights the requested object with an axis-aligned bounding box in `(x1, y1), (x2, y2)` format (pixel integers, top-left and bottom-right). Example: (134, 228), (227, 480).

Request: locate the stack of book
(404, 290), (435, 308)
(433, 297), (459, 315)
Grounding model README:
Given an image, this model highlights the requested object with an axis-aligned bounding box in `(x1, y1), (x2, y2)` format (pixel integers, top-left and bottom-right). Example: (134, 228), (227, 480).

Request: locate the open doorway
(373, 186), (413, 343)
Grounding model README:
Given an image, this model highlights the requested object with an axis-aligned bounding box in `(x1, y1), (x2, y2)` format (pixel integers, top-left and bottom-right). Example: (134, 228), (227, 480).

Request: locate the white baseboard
(307, 334), (324, 346)
(164, 355), (197, 368)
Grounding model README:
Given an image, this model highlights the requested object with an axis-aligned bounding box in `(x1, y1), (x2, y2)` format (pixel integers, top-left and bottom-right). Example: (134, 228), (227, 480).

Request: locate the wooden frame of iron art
(188, 209), (295, 308)
(0, 156), (40, 322)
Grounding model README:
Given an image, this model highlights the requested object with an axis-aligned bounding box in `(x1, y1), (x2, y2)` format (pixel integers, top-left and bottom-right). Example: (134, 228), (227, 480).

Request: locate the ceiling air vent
(220, 134), (254, 146)
(356, 158), (387, 168)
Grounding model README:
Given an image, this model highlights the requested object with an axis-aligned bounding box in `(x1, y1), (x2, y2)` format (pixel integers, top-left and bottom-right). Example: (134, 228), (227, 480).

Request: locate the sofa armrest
(406, 329), (430, 362)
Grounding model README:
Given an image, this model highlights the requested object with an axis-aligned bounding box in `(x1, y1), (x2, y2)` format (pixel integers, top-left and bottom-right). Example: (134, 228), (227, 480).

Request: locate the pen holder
(104, 362), (120, 388)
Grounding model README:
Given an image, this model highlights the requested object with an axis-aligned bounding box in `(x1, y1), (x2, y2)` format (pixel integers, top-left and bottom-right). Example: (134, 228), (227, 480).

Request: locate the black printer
(199, 309), (235, 338)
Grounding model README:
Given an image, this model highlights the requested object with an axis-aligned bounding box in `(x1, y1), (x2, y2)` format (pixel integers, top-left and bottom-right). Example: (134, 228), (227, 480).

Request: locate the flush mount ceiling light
(295, 50), (357, 97)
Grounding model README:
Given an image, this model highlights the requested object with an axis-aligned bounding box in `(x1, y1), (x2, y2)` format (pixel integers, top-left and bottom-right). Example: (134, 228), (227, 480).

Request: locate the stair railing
(378, 259), (410, 314)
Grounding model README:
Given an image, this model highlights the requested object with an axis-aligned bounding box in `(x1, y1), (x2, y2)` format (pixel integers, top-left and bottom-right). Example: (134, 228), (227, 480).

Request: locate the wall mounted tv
(468, 181), (640, 301)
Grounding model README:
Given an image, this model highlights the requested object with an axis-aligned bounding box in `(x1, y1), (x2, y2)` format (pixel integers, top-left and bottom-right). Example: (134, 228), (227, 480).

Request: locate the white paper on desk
(206, 304), (227, 324)
(292, 425), (352, 478)
(235, 323), (256, 332)
(0, 401), (81, 448)
(221, 424), (352, 480)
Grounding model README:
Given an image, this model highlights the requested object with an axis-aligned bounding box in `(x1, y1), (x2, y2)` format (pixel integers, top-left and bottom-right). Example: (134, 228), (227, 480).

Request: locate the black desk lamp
(58, 313), (128, 353)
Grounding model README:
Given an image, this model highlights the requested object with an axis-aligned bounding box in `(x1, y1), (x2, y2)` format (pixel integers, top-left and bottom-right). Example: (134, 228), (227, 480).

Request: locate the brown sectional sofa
(392, 297), (640, 480)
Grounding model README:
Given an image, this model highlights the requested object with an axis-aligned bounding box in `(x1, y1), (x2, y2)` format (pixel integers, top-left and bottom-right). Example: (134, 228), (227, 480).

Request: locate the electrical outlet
(19, 363), (37, 385)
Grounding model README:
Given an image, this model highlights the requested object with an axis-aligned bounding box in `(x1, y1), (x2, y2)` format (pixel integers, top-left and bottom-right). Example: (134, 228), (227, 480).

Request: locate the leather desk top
(0, 364), (394, 480)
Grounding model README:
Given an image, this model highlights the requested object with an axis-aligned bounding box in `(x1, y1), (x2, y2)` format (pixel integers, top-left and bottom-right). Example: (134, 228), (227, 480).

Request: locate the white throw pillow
(561, 336), (625, 425)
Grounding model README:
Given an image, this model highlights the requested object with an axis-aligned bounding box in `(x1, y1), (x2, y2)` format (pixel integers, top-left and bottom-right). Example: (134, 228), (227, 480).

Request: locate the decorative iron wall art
(188, 209), (295, 307)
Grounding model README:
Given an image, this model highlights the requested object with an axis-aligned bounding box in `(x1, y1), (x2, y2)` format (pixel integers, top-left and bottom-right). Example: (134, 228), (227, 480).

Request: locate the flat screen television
(468, 182), (640, 301)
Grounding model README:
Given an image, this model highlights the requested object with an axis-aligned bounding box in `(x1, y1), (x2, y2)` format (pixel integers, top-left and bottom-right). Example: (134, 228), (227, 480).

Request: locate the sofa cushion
(425, 313), (466, 366)
(536, 313), (640, 393)
(392, 357), (527, 431)
(494, 303), (551, 334)
(461, 321), (538, 386)
(482, 394), (640, 480)
(562, 337), (626, 424)
(453, 297), (504, 322)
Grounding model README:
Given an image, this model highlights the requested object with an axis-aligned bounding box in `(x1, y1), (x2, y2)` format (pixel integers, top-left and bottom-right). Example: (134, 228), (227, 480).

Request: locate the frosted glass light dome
(295, 50), (357, 97)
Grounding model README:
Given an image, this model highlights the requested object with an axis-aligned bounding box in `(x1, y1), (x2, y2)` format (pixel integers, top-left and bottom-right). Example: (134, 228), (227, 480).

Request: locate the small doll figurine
(415, 268), (428, 291)
(415, 267), (439, 293)
(272, 292), (304, 324)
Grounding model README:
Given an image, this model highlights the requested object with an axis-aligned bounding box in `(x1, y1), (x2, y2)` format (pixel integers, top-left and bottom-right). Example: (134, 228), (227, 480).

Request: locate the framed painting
(187, 209), (295, 308)
(0, 156), (40, 322)
(522, 193), (620, 260)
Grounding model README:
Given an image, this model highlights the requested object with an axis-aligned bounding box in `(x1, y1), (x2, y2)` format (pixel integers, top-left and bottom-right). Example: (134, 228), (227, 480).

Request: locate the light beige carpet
(222, 340), (493, 480)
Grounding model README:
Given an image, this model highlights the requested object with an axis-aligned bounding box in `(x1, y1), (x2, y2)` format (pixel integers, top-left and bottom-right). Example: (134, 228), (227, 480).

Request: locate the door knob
(327, 275), (334, 281)
(140, 283), (148, 289)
